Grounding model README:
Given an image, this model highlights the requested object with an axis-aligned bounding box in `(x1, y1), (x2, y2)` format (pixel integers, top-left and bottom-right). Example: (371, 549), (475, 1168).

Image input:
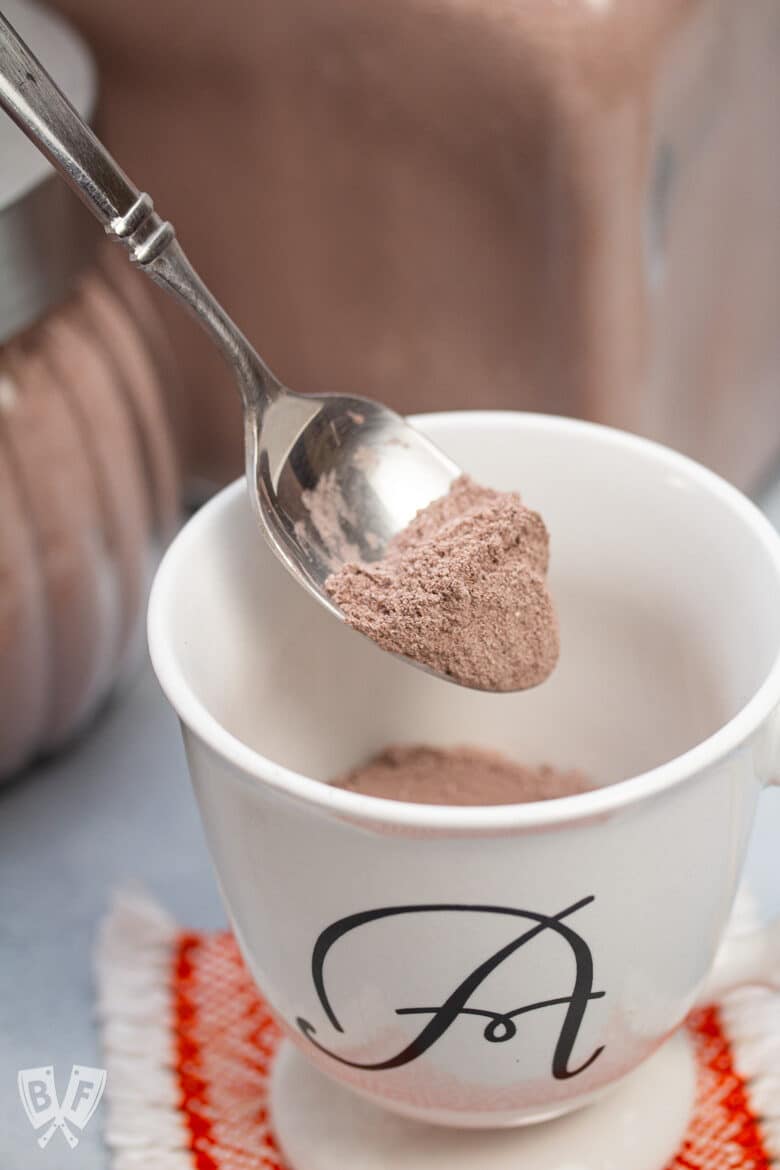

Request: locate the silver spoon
(0, 12), (465, 670)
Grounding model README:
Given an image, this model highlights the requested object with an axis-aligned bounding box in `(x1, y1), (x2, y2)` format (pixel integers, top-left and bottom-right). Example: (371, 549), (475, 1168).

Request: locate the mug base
(269, 1030), (696, 1170)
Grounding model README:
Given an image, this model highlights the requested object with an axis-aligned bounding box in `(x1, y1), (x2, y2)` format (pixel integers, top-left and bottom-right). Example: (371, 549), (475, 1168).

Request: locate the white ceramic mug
(148, 413), (780, 1128)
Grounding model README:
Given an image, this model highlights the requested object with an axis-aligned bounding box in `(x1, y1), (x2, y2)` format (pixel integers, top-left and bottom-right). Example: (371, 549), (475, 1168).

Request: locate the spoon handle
(0, 11), (278, 407)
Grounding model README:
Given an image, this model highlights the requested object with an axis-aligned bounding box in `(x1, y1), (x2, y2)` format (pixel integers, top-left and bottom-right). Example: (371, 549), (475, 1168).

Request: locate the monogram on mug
(297, 897), (605, 1079)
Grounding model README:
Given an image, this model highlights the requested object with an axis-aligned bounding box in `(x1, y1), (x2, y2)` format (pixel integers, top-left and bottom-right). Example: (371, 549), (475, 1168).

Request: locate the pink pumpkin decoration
(0, 270), (179, 780)
(0, 0), (179, 780)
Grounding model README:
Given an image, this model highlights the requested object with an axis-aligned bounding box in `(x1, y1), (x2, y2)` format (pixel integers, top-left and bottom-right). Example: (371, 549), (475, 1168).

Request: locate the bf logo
(18, 1065), (107, 1148)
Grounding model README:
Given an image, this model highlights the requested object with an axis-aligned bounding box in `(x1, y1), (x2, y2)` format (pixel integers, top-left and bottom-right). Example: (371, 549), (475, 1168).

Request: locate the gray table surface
(2, 484), (780, 1170)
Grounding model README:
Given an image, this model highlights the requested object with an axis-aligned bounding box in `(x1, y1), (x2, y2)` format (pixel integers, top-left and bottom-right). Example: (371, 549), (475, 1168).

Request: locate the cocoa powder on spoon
(326, 475), (559, 691)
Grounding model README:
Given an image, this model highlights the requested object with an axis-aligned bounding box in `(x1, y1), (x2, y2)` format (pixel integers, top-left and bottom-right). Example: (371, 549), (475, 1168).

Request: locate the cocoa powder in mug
(331, 745), (590, 806)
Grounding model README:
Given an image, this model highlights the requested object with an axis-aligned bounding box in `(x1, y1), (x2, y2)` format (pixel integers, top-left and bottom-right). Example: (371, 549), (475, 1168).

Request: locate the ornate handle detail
(109, 192), (176, 268)
(0, 10), (280, 410)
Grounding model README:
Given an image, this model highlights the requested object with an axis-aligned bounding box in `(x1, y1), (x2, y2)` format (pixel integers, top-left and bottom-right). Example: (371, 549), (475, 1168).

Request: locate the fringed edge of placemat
(95, 889), (194, 1170)
(720, 893), (780, 1163)
(722, 987), (780, 1160)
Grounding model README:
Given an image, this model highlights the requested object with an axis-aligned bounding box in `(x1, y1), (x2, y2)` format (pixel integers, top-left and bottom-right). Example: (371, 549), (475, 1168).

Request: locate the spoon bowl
(251, 390), (458, 614)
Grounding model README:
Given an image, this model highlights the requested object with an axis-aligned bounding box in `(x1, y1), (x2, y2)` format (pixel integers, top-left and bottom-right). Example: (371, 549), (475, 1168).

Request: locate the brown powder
(331, 745), (590, 806)
(325, 475), (559, 691)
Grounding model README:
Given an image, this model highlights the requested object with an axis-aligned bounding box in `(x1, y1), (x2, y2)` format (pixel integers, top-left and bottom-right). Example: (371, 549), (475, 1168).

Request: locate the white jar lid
(0, 0), (99, 343)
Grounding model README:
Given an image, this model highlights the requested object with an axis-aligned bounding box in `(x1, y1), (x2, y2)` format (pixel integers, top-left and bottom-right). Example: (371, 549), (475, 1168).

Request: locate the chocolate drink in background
(331, 745), (590, 807)
(326, 475), (559, 691)
(53, 0), (780, 491)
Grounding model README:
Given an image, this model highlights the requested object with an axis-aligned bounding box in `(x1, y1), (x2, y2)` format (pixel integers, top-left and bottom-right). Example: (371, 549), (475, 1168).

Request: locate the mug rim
(148, 411), (780, 829)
